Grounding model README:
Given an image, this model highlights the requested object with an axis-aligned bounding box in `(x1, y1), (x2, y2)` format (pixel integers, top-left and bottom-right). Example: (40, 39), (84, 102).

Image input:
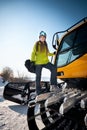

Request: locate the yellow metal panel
(57, 54), (87, 78)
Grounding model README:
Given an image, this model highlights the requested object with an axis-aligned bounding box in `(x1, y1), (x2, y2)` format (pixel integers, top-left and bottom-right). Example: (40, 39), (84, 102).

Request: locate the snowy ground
(0, 77), (44, 130)
(0, 77), (29, 130)
(0, 100), (29, 130)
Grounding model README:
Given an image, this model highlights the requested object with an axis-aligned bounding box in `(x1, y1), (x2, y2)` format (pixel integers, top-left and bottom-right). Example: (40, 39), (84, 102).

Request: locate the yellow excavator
(3, 17), (87, 129)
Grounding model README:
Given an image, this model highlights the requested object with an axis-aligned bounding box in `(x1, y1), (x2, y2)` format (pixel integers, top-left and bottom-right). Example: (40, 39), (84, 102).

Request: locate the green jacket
(31, 42), (54, 65)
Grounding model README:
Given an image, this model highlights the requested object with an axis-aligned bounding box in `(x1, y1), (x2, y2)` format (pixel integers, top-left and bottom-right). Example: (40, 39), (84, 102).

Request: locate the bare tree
(1, 67), (14, 81)
(15, 71), (30, 82)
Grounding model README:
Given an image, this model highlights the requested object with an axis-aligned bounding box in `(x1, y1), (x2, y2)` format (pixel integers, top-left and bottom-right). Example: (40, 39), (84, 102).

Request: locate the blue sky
(0, 0), (87, 77)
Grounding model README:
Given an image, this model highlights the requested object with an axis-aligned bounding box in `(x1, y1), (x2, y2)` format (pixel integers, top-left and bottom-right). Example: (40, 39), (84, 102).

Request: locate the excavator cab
(52, 17), (87, 90)
(53, 17), (87, 80)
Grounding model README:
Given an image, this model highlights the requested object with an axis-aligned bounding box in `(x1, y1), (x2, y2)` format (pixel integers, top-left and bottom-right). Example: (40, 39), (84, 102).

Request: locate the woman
(31, 31), (58, 96)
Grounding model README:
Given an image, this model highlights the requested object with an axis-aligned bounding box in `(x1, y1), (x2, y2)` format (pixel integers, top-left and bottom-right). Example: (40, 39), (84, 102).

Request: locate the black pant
(35, 62), (57, 94)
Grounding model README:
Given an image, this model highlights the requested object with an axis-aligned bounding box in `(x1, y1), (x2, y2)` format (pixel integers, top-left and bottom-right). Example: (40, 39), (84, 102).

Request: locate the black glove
(53, 51), (56, 55)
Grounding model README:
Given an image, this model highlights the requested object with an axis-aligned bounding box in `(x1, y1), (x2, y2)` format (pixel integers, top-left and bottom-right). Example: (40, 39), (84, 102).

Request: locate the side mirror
(52, 33), (59, 50)
(56, 34), (59, 46)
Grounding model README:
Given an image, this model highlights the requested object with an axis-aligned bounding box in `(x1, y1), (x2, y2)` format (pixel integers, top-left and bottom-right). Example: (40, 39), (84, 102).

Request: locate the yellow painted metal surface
(57, 54), (87, 78)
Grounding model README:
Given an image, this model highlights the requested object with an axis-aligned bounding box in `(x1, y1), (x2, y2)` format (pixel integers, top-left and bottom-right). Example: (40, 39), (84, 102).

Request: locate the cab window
(56, 23), (87, 67)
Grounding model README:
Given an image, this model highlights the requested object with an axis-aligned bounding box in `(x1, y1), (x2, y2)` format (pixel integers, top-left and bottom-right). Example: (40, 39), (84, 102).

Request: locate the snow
(0, 76), (43, 130)
(0, 77), (29, 130)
